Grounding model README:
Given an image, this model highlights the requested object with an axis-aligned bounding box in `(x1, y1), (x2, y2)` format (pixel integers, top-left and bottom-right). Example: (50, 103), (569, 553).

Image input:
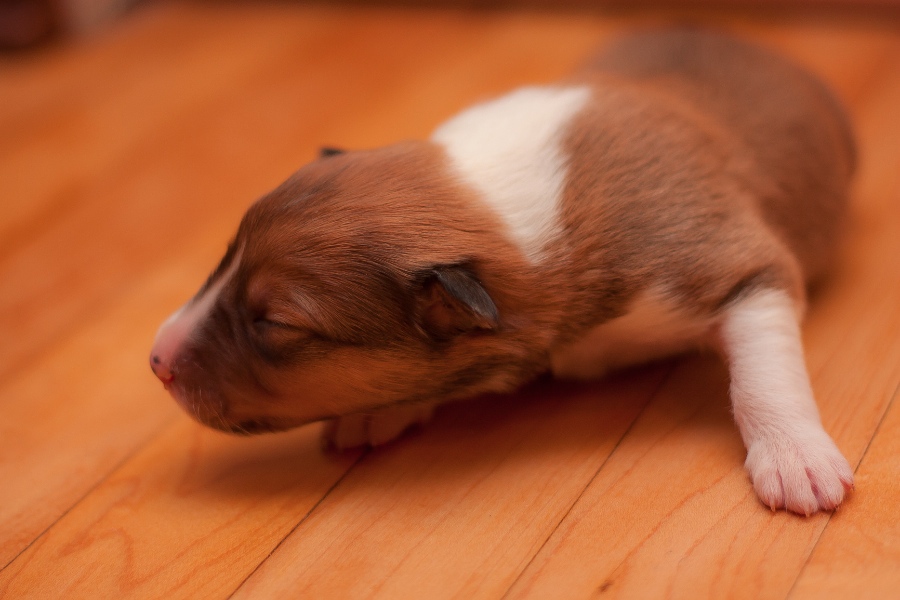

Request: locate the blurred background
(3, 0), (900, 49)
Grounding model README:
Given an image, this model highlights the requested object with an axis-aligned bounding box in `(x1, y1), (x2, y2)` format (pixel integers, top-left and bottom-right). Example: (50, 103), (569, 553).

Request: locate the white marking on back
(550, 287), (713, 380)
(432, 86), (591, 262)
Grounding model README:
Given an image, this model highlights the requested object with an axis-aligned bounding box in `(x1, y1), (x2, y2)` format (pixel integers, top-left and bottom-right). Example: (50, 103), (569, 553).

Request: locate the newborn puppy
(151, 29), (855, 515)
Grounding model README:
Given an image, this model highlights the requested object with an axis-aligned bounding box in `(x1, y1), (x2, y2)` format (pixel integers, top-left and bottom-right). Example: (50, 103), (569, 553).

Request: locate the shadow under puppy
(151, 29), (856, 516)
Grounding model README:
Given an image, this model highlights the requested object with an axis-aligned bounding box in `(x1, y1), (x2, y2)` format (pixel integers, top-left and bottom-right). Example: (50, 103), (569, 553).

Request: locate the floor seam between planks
(498, 363), (678, 599)
(227, 448), (371, 598)
(784, 379), (900, 599)
(779, 39), (900, 599)
(845, 380), (900, 473)
(782, 512), (839, 599)
(0, 415), (178, 573)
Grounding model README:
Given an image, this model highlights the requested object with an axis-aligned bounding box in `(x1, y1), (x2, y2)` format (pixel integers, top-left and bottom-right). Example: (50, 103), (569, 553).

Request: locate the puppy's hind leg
(719, 288), (853, 515)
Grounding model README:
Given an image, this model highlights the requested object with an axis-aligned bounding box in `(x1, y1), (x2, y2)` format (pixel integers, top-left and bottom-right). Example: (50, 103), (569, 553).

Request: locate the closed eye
(253, 316), (301, 331)
(250, 314), (327, 364)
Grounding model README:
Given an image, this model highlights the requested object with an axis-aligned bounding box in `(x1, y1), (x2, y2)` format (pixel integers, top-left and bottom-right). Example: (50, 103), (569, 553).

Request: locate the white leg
(321, 403), (436, 450)
(720, 288), (853, 515)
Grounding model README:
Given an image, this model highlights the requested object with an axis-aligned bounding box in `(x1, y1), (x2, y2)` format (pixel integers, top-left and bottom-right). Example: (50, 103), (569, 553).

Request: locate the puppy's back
(583, 29), (855, 281)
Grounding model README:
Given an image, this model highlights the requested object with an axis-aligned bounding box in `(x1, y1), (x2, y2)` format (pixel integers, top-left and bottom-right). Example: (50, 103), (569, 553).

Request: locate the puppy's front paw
(745, 431), (854, 516)
(321, 403), (435, 451)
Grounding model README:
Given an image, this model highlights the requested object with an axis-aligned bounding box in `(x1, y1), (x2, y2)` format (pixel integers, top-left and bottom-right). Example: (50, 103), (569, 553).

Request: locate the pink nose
(150, 354), (174, 384)
(151, 305), (193, 386)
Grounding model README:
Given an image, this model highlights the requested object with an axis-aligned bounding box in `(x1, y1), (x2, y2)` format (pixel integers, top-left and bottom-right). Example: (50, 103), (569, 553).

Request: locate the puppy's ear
(415, 264), (499, 340)
(319, 146), (346, 158)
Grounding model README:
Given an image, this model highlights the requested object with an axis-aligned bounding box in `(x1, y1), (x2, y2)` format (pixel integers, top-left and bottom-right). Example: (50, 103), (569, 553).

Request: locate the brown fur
(166, 142), (557, 432)
(154, 29), (854, 437)
(546, 29), (854, 343)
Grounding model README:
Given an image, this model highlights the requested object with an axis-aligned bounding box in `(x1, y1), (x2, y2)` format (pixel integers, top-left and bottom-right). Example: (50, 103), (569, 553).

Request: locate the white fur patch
(550, 287), (712, 380)
(432, 86), (591, 262)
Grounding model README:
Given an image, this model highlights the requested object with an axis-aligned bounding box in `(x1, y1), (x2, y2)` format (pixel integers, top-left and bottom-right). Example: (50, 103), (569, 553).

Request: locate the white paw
(321, 403), (435, 451)
(745, 430), (854, 516)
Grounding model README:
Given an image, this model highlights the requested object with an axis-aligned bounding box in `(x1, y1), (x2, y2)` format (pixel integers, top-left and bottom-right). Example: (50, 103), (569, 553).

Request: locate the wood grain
(231, 369), (671, 599)
(0, 419), (362, 599)
(790, 394), (900, 599)
(1, 2), (898, 598)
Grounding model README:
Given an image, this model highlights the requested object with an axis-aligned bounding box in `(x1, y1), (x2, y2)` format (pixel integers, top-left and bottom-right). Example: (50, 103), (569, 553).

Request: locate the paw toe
(746, 435), (853, 515)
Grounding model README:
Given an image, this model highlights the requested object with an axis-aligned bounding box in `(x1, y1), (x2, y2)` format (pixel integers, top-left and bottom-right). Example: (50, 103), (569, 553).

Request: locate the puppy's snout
(151, 306), (192, 387)
(150, 354), (174, 384)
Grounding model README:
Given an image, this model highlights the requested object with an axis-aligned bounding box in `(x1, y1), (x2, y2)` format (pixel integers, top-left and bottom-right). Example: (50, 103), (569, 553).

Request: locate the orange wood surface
(1, 2), (898, 598)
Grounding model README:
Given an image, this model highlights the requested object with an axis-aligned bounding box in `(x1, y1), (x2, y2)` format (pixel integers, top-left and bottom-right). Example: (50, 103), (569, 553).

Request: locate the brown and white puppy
(151, 29), (856, 515)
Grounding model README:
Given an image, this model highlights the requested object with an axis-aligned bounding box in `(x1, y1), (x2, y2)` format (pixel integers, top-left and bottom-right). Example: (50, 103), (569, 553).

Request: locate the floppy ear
(319, 146), (346, 158)
(415, 264), (500, 340)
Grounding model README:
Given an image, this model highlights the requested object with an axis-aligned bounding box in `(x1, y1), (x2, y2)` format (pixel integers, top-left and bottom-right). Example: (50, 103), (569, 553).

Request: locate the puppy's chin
(165, 383), (328, 436)
(164, 382), (242, 433)
(177, 402), (301, 436)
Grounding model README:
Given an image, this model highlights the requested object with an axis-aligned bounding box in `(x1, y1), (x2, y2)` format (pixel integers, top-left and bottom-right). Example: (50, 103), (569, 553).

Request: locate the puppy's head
(150, 142), (541, 434)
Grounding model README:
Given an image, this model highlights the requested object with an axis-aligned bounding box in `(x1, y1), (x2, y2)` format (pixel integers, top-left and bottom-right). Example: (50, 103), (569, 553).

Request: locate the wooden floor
(1, 1), (899, 598)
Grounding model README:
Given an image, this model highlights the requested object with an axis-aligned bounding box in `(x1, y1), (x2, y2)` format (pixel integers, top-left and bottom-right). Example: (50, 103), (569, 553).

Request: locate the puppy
(151, 29), (856, 515)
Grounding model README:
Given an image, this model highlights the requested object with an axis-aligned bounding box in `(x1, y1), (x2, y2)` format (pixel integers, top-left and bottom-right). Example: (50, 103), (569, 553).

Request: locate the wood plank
(0, 2), (334, 245)
(0, 2), (341, 383)
(0, 4), (363, 566)
(787, 47), (900, 600)
(505, 34), (900, 600)
(0, 368), (669, 599)
(0, 238), (208, 568)
(503, 359), (863, 600)
(789, 392), (900, 598)
(0, 418), (362, 599)
(230, 369), (671, 599)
